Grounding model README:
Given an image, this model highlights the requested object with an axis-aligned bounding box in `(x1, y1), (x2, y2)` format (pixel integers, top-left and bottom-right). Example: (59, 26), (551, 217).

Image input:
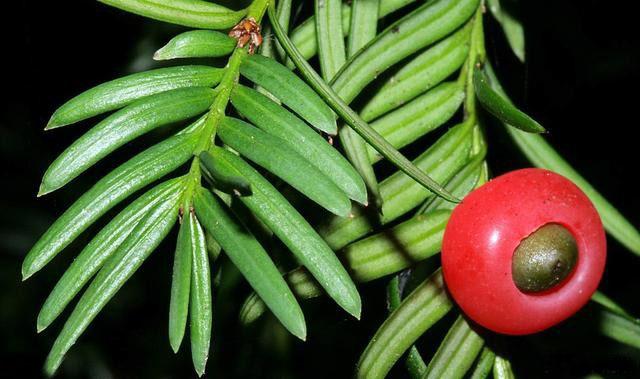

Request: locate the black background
(1, 1), (639, 378)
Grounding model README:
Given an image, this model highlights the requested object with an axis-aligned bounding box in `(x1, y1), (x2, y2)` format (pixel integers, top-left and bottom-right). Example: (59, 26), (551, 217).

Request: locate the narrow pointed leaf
(344, 209), (450, 282)
(331, 0), (479, 105)
(320, 120), (473, 250)
(416, 137), (489, 214)
(274, 0), (293, 60)
(154, 30), (236, 60)
(596, 307), (640, 350)
(589, 291), (639, 350)
(287, 3), (349, 66)
(238, 268), (323, 326)
(23, 127), (201, 279)
(269, 4), (461, 203)
(199, 151), (252, 196)
(44, 187), (181, 376)
(239, 208), (450, 324)
(47, 66), (223, 129)
(379, 121), (473, 221)
(388, 276), (428, 379)
(230, 85), (366, 204)
(315, 0), (347, 81)
(485, 62), (640, 255)
(288, 0), (419, 65)
(407, 350), (428, 379)
(218, 117), (351, 217)
(168, 203), (193, 353)
(187, 210), (212, 376)
(340, 128), (381, 208)
(98, 0), (245, 29)
(493, 355), (516, 379)
(340, 0), (382, 207)
(258, 0), (292, 63)
(420, 149), (487, 214)
(469, 347), (496, 379)
(37, 179), (183, 332)
(367, 82), (464, 162)
(474, 66), (544, 133)
(241, 147), (482, 319)
(41, 87), (214, 194)
(347, 0), (379, 57)
(194, 188), (306, 340)
(465, 7), (486, 115)
(315, 0), (379, 207)
(239, 54), (337, 135)
(328, 0), (474, 207)
(210, 147), (361, 318)
(360, 23), (471, 121)
(591, 291), (632, 318)
(356, 270), (453, 379)
(422, 316), (484, 379)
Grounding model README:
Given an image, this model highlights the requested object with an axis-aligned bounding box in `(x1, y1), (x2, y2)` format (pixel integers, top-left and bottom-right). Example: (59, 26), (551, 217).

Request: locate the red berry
(441, 168), (606, 335)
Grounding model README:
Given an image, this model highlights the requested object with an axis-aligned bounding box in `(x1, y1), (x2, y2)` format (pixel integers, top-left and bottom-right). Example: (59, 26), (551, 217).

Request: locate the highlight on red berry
(441, 168), (607, 335)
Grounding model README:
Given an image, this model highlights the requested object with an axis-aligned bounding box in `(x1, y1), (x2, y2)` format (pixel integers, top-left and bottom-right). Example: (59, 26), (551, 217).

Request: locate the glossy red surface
(441, 168), (606, 335)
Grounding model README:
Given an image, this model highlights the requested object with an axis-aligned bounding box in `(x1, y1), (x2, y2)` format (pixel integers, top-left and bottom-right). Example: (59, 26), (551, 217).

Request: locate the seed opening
(512, 223), (578, 293)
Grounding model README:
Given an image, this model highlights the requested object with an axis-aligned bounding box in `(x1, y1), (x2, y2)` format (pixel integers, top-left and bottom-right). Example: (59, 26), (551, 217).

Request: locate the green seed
(512, 224), (578, 293)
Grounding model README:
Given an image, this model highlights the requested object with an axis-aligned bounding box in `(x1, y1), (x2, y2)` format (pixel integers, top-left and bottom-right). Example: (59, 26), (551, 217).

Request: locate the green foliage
(168, 201), (193, 353)
(493, 355), (516, 379)
(44, 181), (182, 375)
(37, 179), (184, 332)
(315, 0), (347, 81)
(487, 0), (525, 62)
(473, 65), (545, 133)
(592, 291), (640, 349)
(240, 54), (338, 134)
(185, 204), (213, 376)
(98, 0), (246, 29)
(423, 316), (484, 379)
(597, 309), (640, 350)
(270, 5), (460, 203)
(154, 30), (236, 60)
(239, 208), (450, 323)
(469, 347), (497, 379)
(357, 270), (453, 379)
(217, 117), (352, 216)
(387, 276), (429, 379)
(208, 146), (361, 318)
(199, 150), (252, 196)
(24, 0), (640, 376)
(367, 81), (464, 162)
(230, 84), (367, 203)
(347, 0), (379, 57)
(360, 23), (471, 121)
(24, 129), (201, 279)
(194, 187), (306, 340)
(41, 87), (216, 194)
(330, 0), (478, 104)
(46, 66), (223, 129)
(341, 209), (449, 282)
(318, 0), (379, 209)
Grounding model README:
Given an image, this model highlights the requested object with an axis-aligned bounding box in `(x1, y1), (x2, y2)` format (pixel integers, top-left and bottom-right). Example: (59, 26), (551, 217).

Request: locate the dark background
(1, 1), (639, 378)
